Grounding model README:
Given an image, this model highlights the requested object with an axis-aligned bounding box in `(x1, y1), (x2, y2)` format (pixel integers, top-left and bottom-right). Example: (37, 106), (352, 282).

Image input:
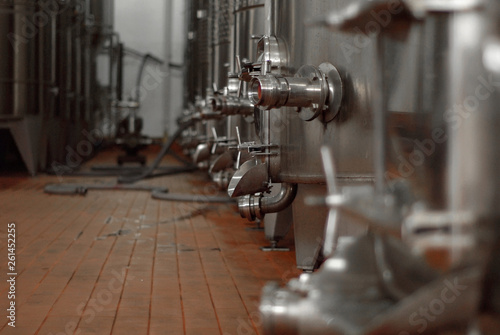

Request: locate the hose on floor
(152, 189), (236, 204)
(44, 183), (168, 196)
(45, 121), (195, 180)
(46, 165), (196, 178)
(43, 121), (237, 204)
(117, 120), (194, 184)
(45, 183), (236, 205)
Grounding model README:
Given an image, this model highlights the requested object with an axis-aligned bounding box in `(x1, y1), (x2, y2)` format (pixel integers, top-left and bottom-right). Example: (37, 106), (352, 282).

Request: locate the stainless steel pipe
(238, 183), (298, 221)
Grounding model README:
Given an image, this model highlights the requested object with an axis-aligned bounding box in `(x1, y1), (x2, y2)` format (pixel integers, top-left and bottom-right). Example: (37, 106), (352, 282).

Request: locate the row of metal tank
(0, 0), (115, 175)
(180, 0), (500, 334)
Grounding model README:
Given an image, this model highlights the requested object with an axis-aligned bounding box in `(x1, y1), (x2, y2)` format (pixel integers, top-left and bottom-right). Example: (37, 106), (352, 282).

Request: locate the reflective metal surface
(178, 1), (500, 333)
(0, 0), (114, 174)
(258, 0), (500, 334)
(264, 0), (374, 184)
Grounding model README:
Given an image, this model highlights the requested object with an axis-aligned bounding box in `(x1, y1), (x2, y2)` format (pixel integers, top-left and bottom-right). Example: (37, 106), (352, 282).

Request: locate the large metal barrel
(196, 0), (211, 100)
(211, 0), (233, 91)
(234, 0), (265, 66)
(184, 1), (199, 106)
(228, 0), (265, 143)
(253, 0), (375, 269)
(261, 0), (374, 184)
(87, 0), (114, 37)
(0, 0), (44, 119)
(181, 0), (218, 164)
(0, 0), (57, 174)
(445, 0), (500, 314)
(48, 0), (87, 161)
(381, 16), (450, 209)
(0, 0), (112, 173)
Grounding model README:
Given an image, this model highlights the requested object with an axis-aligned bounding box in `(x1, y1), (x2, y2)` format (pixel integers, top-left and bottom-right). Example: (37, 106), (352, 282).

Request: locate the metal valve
(239, 36), (288, 82)
(236, 183), (298, 221)
(210, 127), (237, 155)
(248, 62), (343, 122)
(209, 95), (255, 118)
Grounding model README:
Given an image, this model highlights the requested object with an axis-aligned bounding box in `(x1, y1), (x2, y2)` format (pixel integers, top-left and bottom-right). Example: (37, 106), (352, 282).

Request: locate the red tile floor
(0, 148), (301, 334)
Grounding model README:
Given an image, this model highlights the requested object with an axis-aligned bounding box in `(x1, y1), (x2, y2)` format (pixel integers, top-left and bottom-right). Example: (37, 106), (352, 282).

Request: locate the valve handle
(321, 145), (340, 255)
(235, 126), (242, 169)
(321, 146), (338, 195)
(211, 127), (218, 154)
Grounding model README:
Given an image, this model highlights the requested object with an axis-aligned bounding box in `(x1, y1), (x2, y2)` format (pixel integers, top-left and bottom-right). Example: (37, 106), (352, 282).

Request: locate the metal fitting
(238, 194), (263, 221)
(237, 183), (298, 221)
(259, 235), (481, 335)
(248, 63), (343, 122)
(212, 170), (233, 190)
(211, 95), (255, 116)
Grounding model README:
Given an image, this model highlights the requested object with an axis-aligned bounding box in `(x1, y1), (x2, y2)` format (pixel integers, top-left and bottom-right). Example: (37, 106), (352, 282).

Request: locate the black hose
(141, 166), (198, 180)
(117, 42), (124, 101)
(135, 54), (164, 102)
(118, 121), (194, 184)
(45, 165), (195, 178)
(91, 165), (184, 172)
(152, 189), (236, 204)
(44, 123), (195, 181)
(44, 183), (168, 196)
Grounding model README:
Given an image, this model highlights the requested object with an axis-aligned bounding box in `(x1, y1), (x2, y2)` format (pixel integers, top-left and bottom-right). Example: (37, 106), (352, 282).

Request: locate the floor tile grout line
(71, 190), (140, 334)
(33, 195), (121, 335)
(147, 197), (160, 334)
(174, 211), (187, 335)
(0, 151), (300, 335)
(0, 187), (68, 254)
(33, 196), (113, 334)
(108, 191), (149, 335)
(206, 206), (262, 334)
(1, 194), (90, 282)
(0, 194), (82, 262)
(0, 195), (105, 332)
(108, 235), (138, 334)
(188, 213), (224, 335)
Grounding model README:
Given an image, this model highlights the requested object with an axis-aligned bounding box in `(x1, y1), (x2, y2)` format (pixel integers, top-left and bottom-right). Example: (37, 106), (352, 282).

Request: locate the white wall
(166, 0), (187, 135)
(114, 0), (186, 138)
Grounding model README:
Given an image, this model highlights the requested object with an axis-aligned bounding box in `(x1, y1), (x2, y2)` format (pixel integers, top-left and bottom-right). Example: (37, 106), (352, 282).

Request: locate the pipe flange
(319, 62), (343, 122)
(212, 170), (233, 190)
(238, 194), (263, 221)
(295, 65), (329, 121)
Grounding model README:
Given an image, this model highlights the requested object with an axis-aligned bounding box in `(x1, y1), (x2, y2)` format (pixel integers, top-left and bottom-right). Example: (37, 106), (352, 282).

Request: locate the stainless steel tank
(259, 0), (500, 333)
(50, 0), (92, 162)
(211, 0), (233, 91)
(0, 0), (52, 174)
(181, 0), (215, 166)
(265, 1), (374, 184)
(228, 0), (265, 147)
(207, 0), (231, 159)
(0, 0), (115, 173)
(0, 0), (42, 119)
(87, 0), (114, 36)
(86, 0), (115, 125)
(211, 0), (266, 183)
(230, 0), (375, 269)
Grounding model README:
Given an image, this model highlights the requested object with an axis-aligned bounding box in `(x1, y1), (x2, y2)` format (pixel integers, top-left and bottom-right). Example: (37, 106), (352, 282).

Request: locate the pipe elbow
(238, 183), (298, 221)
(260, 183), (298, 214)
